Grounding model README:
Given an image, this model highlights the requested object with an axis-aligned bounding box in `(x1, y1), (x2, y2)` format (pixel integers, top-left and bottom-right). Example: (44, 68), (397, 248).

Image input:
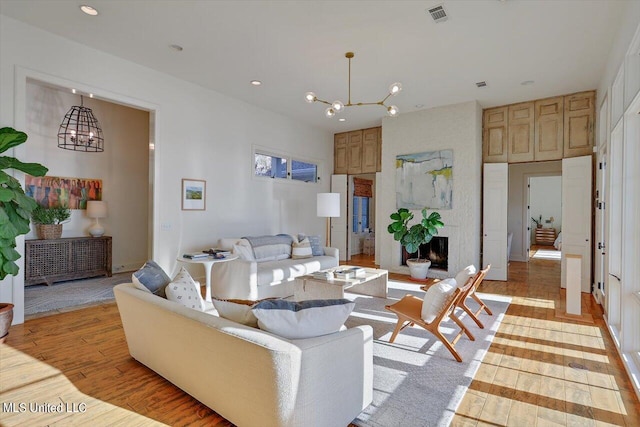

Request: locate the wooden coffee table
(294, 266), (388, 301)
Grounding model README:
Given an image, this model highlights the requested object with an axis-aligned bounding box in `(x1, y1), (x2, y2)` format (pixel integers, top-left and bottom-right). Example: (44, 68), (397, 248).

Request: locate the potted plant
(531, 215), (542, 228)
(31, 205), (71, 239)
(388, 207), (444, 280)
(0, 126), (48, 341)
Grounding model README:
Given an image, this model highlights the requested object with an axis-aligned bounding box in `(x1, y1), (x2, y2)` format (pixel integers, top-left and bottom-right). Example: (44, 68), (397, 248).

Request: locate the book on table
(333, 267), (366, 279)
(183, 252), (210, 259)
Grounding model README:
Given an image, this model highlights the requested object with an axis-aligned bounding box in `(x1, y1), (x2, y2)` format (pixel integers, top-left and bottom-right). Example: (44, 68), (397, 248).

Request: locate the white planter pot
(406, 259), (431, 280)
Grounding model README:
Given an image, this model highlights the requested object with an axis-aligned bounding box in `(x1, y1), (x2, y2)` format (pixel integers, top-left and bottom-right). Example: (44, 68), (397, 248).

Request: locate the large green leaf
(0, 207), (8, 224)
(2, 259), (19, 277)
(0, 221), (18, 239)
(0, 246), (20, 261)
(0, 170), (9, 185)
(0, 156), (48, 176)
(0, 127), (27, 154)
(0, 187), (13, 202)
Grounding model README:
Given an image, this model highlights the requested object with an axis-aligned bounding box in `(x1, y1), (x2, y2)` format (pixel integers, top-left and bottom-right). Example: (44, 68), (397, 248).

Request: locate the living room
(1, 1), (640, 426)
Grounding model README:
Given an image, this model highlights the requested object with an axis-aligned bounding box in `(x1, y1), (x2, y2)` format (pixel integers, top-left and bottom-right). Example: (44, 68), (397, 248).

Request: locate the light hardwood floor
(1, 254), (639, 426)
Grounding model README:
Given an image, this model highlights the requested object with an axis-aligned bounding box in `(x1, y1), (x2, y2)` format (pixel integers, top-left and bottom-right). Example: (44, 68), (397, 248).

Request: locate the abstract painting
(395, 149), (453, 209)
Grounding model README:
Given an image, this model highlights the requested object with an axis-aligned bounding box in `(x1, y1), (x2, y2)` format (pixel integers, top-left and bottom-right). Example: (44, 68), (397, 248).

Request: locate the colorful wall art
(25, 175), (102, 210)
(396, 150), (453, 209)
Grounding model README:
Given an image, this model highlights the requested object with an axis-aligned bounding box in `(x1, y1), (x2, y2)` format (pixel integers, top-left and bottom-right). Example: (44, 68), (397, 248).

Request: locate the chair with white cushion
(385, 274), (477, 362)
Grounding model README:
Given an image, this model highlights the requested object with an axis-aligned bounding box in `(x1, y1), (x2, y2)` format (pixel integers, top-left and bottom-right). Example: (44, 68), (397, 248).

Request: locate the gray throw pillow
(132, 260), (171, 297)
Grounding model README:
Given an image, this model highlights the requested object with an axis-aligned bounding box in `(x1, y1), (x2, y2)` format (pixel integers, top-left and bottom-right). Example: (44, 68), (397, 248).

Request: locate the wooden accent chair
(385, 275), (478, 362)
(456, 265), (492, 329)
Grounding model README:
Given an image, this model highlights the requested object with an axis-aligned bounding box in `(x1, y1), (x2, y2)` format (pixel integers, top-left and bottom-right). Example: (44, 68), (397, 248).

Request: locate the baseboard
(112, 262), (145, 274)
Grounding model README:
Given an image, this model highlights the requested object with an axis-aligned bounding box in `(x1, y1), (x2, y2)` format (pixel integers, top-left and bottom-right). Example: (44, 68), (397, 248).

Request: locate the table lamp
(317, 193), (340, 246)
(86, 200), (107, 237)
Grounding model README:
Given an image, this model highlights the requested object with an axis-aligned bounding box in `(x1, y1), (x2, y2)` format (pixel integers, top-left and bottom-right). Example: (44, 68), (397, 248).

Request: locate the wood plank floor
(1, 255), (638, 426)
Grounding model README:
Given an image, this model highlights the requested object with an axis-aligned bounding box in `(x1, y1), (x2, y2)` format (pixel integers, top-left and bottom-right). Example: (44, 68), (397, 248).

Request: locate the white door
(483, 163), (508, 281)
(331, 174), (349, 261)
(594, 149), (607, 305)
(561, 156), (592, 292)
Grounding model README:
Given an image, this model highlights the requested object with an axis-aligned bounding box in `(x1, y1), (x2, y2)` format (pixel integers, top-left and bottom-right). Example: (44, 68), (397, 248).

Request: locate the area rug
(24, 272), (131, 316)
(344, 280), (511, 427)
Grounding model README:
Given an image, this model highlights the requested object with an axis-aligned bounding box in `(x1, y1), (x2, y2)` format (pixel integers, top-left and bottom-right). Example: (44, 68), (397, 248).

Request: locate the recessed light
(521, 80), (535, 86)
(80, 5), (99, 16)
(169, 44), (183, 52)
(415, 104), (424, 108)
(338, 118), (346, 122)
(89, 93), (94, 98)
(71, 89), (76, 94)
(250, 80), (262, 86)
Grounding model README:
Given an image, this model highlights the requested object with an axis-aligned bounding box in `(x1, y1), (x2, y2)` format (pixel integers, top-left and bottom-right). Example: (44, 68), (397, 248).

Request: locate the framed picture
(396, 149), (453, 210)
(181, 179), (206, 211)
(25, 175), (102, 210)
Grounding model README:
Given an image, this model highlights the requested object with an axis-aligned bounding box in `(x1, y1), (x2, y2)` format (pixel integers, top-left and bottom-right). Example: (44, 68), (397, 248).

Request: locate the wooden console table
(535, 228), (556, 246)
(25, 236), (112, 286)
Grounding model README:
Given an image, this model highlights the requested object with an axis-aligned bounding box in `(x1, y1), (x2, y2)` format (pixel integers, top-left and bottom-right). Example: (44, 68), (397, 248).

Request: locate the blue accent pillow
(132, 260), (171, 298)
(298, 234), (323, 256)
(252, 299), (355, 339)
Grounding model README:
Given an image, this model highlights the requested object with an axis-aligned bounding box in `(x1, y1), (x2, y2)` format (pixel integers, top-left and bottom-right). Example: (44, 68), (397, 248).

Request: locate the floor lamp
(317, 193), (340, 247)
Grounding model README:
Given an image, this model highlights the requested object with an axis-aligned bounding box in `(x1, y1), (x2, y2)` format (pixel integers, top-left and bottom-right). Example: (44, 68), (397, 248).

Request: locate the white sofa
(114, 282), (373, 427)
(211, 236), (339, 300)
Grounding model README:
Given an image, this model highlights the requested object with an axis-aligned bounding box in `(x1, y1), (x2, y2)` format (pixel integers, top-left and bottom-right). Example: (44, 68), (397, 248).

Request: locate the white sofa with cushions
(211, 234), (339, 300)
(114, 282), (373, 427)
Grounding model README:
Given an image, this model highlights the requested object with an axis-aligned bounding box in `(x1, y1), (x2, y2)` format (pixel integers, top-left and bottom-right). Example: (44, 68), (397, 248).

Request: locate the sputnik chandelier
(305, 52), (402, 118)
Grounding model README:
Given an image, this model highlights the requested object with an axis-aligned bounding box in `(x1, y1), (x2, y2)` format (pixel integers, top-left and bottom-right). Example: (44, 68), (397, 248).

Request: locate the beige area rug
(344, 280), (510, 427)
(24, 272), (131, 316)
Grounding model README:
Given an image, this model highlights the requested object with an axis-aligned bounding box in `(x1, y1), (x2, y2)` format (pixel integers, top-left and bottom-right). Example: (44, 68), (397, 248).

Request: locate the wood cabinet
(507, 102), (535, 163)
(362, 128), (378, 173)
(564, 91), (595, 158)
(334, 126), (382, 174)
(482, 91), (595, 163)
(483, 107), (508, 163)
(334, 132), (348, 174)
(535, 96), (564, 161)
(535, 228), (556, 246)
(25, 236), (112, 286)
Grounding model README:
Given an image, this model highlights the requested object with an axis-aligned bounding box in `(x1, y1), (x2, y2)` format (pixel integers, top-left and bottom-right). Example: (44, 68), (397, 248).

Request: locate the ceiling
(0, 0), (627, 133)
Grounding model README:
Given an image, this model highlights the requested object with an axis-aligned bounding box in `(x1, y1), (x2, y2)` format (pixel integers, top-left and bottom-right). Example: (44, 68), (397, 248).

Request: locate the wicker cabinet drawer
(25, 236), (112, 286)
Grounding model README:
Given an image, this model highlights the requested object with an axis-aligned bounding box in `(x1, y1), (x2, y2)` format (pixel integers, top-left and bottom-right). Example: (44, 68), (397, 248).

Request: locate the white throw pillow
(165, 267), (205, 311)
(212, 298), (262, 327)
(291, 237), (313, 259)
(232, 244), (255, 261)
(454, 265), (477, 288)
(252, 299), (355, 339)
(421, 279), (456, 324)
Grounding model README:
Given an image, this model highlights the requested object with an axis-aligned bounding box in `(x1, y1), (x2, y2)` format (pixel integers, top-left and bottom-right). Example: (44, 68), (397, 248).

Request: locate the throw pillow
(454, 265), (477, 288)
(291, 237), (313, 259)
(299, 234), (323, 256)
(421, 278), (457, 324)
(165, 267), (205, 311)
(212, 298), (262, 327)
(233, 244), (255, 261)
(252, 299), (355, 339)
(132, 260), (171, 297)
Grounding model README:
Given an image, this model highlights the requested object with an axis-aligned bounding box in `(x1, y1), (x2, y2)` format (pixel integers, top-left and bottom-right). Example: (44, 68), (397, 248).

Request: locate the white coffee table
(294, 266), (388, 301)
(177, 255), (238, 302)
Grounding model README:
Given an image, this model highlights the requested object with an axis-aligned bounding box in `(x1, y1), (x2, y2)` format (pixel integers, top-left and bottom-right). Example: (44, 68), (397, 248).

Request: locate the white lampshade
(317, 193), (340, 217)
(86, 200), (107, 218)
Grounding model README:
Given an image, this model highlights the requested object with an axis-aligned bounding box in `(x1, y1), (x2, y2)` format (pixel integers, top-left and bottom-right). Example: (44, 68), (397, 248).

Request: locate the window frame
(252, 145), (321, 185)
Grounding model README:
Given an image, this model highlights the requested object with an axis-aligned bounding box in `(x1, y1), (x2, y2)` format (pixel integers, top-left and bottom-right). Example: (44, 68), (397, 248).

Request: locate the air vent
(476, 81), (487, 88)
(427, 4), (448, 23)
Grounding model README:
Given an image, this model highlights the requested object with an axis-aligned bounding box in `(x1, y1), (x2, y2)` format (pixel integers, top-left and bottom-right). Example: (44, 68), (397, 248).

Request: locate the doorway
(528, 175), (562, 260)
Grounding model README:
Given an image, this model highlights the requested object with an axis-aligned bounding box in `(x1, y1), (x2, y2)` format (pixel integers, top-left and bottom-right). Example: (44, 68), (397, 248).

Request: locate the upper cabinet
(483, 90), (595, 163)
(334, 127), (382, 174)
(564, 91), (595, 158)
(507, 102), (535, 163)
(535, 96), (564, 161)
(483, 107), (508, 163)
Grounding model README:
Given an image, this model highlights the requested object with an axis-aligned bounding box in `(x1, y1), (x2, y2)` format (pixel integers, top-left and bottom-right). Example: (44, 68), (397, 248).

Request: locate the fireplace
(401, 236), (449, 271)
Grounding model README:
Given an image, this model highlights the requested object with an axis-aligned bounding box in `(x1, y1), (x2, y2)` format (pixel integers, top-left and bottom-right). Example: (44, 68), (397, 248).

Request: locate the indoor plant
(388, 207), (444, 280)
(0, 126), (48, 341)
(31, 205), (71, 239)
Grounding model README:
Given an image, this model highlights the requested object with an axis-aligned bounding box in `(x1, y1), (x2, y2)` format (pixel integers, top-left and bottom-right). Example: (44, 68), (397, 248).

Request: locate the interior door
(483, 163), (508, 281)
(331, 174), (349, 261)
(561, 155), (592, 292)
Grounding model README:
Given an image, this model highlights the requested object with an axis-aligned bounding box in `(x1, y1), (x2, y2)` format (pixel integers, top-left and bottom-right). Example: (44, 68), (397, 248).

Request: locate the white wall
(25, 82), (150, 272)
(530, 176), (562, 243)
(378, 101), (482, 278)
(507, 161), (562, 261)
(0, 16), (333, 323)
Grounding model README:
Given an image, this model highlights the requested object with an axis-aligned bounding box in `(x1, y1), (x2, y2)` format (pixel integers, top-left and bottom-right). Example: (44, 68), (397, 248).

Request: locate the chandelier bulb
(325, 107), (336, 118)
(305, 92), (317, 103)
(389, 82), (403, 96)
(387, 105), (399, 117)
(331, 100), (344, 112)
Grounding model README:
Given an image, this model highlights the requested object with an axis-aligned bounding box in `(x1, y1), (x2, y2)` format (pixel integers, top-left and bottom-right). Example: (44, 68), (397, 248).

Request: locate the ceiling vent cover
(476, 81), (487, 88)
(427, 4), (448, 23)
